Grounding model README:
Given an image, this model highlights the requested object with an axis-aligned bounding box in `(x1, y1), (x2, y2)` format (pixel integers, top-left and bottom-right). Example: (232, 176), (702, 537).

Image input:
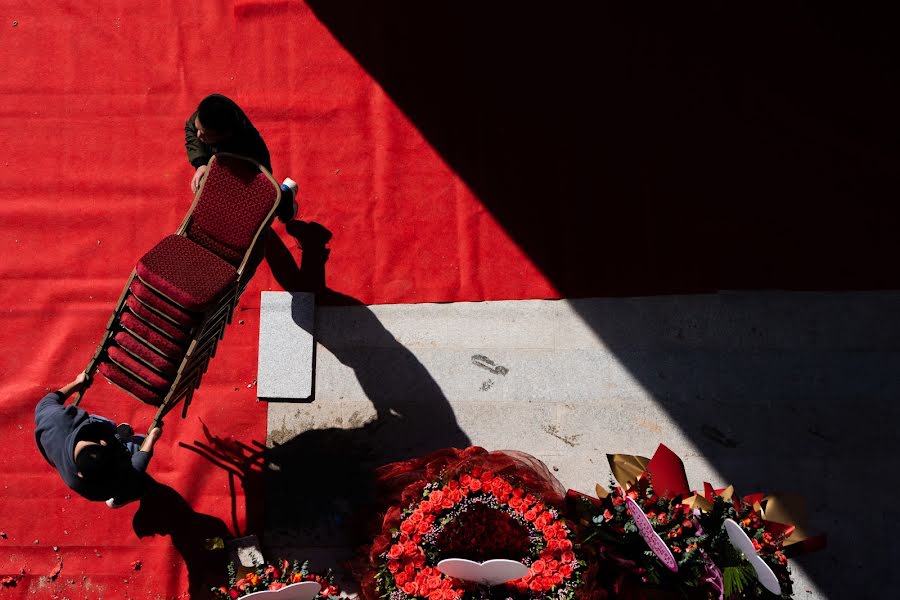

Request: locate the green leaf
(723, 564), (755, 597)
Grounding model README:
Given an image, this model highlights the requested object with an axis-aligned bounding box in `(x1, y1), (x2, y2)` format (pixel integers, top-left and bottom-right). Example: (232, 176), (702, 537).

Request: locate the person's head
(195, 94), (239, 145)
(74, 440), (115, 482)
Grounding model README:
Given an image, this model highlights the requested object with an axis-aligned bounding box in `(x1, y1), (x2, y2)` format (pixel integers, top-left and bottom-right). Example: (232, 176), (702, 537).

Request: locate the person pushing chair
(35, 372), (163, 508)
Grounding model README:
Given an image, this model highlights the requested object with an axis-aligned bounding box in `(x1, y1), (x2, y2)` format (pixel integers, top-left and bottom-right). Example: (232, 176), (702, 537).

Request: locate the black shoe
(116, 423), (135, 439)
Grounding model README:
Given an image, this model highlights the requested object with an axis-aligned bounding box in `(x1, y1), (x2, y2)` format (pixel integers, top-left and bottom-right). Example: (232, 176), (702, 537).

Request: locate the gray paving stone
(257, 291), (315, 400)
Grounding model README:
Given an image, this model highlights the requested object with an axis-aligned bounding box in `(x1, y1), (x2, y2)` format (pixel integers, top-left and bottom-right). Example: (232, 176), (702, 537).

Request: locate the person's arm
(131, 427), (162, 472)
(185, 112), (211, 168)
(186, 113), (212, 192)
(56, 371), (89, 401)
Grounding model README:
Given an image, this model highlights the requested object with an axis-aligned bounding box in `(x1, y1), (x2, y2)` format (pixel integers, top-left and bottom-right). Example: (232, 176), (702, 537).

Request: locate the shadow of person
(132, 476), (232, 598)
(255, 223), (472, 546)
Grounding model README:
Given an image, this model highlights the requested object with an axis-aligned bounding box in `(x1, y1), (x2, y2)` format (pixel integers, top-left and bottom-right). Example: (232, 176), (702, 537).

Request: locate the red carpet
(0, 2), (554, 598)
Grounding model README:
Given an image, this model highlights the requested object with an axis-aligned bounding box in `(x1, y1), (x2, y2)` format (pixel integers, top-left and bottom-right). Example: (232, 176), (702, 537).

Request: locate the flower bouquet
(211, 559), (342, 599)
(357, 447), (595, 600)
(571, 444), (823, 599)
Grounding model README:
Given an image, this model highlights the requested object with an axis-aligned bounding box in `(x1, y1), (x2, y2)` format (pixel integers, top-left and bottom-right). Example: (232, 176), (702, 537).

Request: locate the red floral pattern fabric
(187, 155), (278, 266)
(113, 330), (178, 377)
(135, 235), (236, 311)
(120, 312), (185, 359)
(125, 295), (191, 343)
(129, 279), (199, 327)
(107, 346), (172, 390)
(97, 361), (163, 406)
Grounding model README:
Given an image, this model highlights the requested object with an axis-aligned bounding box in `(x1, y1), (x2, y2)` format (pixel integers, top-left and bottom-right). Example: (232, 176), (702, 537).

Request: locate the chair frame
(73, 153), (281, 430)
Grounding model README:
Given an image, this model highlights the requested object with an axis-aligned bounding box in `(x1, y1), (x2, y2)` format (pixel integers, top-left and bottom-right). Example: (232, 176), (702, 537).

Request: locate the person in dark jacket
(185, 93), (298, 221)
(34, 371), (163, 508)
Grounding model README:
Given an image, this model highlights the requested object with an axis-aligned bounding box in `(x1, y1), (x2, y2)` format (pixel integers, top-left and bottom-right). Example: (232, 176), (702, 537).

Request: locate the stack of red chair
(76, 154), (281, 426)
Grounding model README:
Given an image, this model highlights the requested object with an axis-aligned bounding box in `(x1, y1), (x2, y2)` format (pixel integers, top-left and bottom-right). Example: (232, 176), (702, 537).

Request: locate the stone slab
(257, 291), (315, 400)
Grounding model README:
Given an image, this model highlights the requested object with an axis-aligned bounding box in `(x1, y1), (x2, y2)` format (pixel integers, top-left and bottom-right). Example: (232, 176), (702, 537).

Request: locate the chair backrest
(187, 154), (280, 266)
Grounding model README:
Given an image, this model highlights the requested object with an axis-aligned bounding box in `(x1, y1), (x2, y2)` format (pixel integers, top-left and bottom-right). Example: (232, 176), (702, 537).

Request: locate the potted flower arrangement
(211, 559), (341, 599)
(571, 444), (819, 599)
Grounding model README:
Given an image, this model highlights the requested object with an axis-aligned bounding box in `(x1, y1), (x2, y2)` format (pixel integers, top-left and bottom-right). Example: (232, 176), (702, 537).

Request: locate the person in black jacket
(34, 371), (162, 508)
(185, 94), (298, 221)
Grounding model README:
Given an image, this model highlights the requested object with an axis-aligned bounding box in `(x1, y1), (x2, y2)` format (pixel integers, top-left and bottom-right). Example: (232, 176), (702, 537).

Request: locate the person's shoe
(106, 496), (139, 509)
(278, 178), (299, 222)
(115, 423), (134, 439)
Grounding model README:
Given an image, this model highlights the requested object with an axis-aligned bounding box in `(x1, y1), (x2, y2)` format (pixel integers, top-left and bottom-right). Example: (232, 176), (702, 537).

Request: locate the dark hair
(197, 94), (240, 133)
(75, 444), (115, 482)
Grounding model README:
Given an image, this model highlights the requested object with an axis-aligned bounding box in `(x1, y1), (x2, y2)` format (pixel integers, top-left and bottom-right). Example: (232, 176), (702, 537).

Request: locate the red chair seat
(113, 331), (178, 377)
(120, 312), (185, 360)
(107, 346), (173, 390)
(136, 235), (236, 311)
(129, 279), (199, 327)
(98, 361), (164, 406)
(125, 295), (191, 343)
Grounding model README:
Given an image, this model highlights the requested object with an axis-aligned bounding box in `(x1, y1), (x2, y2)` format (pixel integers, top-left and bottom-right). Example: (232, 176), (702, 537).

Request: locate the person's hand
(191, 165), (208, 193)
(140, 427), (163, 453)
(74, 371), (90, 390)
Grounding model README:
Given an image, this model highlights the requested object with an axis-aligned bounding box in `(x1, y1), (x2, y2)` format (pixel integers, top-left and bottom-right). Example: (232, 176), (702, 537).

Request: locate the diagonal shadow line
(299, 4), (900, 597)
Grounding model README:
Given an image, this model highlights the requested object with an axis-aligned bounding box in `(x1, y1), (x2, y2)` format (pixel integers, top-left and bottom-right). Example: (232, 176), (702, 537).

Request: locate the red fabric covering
(113, 331), (179, 377)
(98, 361), (164, 406)
(125, 295), (191, 343)
(130, 279), (201, 328)
(120, 312), (186, 360)
(136, 235), (237, 311)
(107, 346), (173, 391)
(188, 156), (278, 266)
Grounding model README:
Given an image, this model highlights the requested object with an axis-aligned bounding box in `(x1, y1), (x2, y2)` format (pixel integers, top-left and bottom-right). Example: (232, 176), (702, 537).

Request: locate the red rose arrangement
(375, 465), (583, 600)
(211, 559), (341, 599)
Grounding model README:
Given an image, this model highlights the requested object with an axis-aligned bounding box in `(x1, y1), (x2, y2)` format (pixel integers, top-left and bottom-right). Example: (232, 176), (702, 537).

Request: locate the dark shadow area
(305, 2), (900, 294)
(263, 222), (472, 546)
(132, 477), (232, 598)
(296, 4), (900, 596)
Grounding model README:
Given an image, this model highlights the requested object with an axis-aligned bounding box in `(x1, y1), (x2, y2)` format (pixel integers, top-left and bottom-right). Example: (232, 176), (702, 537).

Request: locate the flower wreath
(375, 464), (584, 600)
